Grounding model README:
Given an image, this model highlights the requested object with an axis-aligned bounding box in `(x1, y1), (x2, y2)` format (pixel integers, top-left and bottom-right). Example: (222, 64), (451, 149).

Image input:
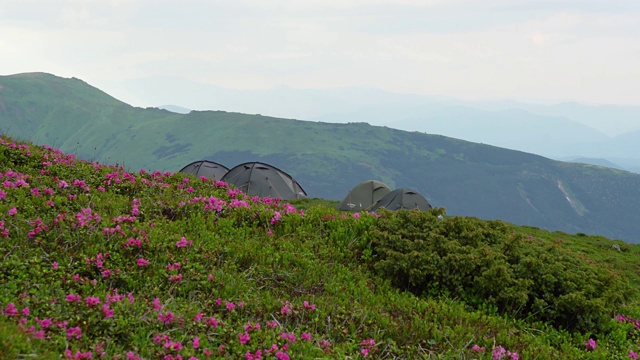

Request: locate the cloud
(1, 0), (639, 105)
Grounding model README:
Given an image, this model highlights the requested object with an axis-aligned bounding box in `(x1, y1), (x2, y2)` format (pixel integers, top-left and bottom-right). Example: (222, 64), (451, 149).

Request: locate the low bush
(367, 209), (634, 332)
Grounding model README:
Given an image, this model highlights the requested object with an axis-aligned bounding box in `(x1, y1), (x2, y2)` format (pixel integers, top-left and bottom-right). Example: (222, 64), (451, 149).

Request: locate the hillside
(1, 134), (640, 358)
(2, 73), (640, 243)
(106, 76), (640, 172)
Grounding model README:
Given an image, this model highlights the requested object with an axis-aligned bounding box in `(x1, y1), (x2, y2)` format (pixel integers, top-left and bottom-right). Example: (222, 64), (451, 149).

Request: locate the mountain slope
(1, 72), (640, 242)
(103, 76), (640, 170)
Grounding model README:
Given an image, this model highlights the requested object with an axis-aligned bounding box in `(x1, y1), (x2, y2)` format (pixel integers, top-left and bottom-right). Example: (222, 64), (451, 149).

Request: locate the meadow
(1, 134), (640, 359)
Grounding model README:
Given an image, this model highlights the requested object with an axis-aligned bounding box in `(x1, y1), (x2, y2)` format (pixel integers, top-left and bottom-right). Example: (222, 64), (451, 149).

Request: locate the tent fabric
(370, 188), (432, 212)
(221, 162), (307, 200)
(338, 180), (391, 211)
(178, 160), (229, 181)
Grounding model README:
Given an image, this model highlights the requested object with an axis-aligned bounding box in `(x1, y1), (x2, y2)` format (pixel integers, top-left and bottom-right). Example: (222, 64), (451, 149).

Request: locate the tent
(221, 162), (307, 200)
(370, 188), (432, 212)
(178, 160), (229, 180)
(338, 180), (391, 211)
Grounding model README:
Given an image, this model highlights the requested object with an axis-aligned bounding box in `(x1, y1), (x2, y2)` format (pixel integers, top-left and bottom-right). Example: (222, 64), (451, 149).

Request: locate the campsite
(180, 161), (432, 211)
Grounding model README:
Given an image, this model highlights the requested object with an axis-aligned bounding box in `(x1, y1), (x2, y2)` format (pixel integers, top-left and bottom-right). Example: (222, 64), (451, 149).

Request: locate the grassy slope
(2, 73), (640, 244)
(0, 136), (640, 359)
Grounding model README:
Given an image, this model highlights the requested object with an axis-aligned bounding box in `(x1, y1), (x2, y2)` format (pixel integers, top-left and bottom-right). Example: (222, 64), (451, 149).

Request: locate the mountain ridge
(1, 72), (640, 243)
(100, 75), (640, 172)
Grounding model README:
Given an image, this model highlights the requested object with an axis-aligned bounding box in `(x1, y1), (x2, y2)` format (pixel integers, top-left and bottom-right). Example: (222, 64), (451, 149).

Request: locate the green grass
(1, 135), (640, 359)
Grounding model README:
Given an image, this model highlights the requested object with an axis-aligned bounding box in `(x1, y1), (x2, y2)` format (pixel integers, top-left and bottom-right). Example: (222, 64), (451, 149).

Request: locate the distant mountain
(474, 100), (640, 137)
(2, 72), (640, 243)
(560, 157), (625, 170)
(327, 106), (609, 158)
(159, 105), (191, 114)
(103, 76), (640, 172)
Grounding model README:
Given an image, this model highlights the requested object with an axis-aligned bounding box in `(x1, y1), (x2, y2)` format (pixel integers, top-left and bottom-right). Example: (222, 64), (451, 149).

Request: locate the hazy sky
(2, 0), (640, 106)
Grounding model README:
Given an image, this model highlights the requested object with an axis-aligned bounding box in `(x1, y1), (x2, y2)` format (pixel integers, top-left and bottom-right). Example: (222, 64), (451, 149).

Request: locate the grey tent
(338, 180), (391, 211)
(370, 188), (432, 212)
(221, 162), (307, 200)
(178, 160), (229, 181)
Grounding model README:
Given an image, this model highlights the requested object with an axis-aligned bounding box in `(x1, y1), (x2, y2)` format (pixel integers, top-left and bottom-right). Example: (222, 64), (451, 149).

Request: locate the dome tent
(178, 160), (229, 181)
(338, 180), (391, 211)
(221, 162), (307, 200)
(370, 188), (432, 212)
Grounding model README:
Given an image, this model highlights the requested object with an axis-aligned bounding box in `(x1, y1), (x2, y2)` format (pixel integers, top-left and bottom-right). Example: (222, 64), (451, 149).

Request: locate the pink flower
(169, 274), (183, 282)
(226, 302), (236, 311)
(22, 307), (30, 316)
(164, 341), (183, 351)
(66, 293), (81, 303)
(275, 351), (289, 360)
(303, 301), (316, 310)
(361, 348), (370, 357)
(472, 344), (485, 352)
(39, 318), (53, 328)
(280, 301), (292, 315)
(8, 207), (17, 216)
(360, 338), (376, 347)
(301, 333), (311, 341)
(584, 338), (597, 351)
(126, 351), (141, 360)
(266, 320), (278, 329)
(492, 346), (507, 360)
(137, 258), (149, 267)
(270, 211), (281, 225)
(192, 337), (200, 349)
(158, 311), (175, 325)
(353, 212), (360, 218)
(280, 333), (296, 343)
(244, 321), (261, 331)
(102, 304), (114, 318)
(152, 298), (163, 311)
(53, 262), (59, 269)
(4, 303), (18, 317)
(239, 332), (250, 344)
(85, 296), (101, 306)
(204, 348), (213, 357)
(175, 237), (192, 247)
(66, 326), (82, 340)
(245, 350), (262, 360)
(167, 262), (181, 271)
(630, 350), (638, 360)
(194, 313), (203, 322)
(205, 316), (219, 328)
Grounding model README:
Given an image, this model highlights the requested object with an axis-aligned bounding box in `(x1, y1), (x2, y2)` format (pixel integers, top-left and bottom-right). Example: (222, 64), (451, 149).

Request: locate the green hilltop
(1, 134), (640, 358)
(2, 72), (640, 243)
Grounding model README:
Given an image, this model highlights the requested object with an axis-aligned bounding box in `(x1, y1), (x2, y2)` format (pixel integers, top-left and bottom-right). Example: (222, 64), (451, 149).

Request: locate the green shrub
(367, 209), (634, 332)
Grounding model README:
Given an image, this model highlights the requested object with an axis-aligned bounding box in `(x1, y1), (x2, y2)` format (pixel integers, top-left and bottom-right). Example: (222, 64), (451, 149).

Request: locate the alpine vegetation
(1, 135), (640, 359)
